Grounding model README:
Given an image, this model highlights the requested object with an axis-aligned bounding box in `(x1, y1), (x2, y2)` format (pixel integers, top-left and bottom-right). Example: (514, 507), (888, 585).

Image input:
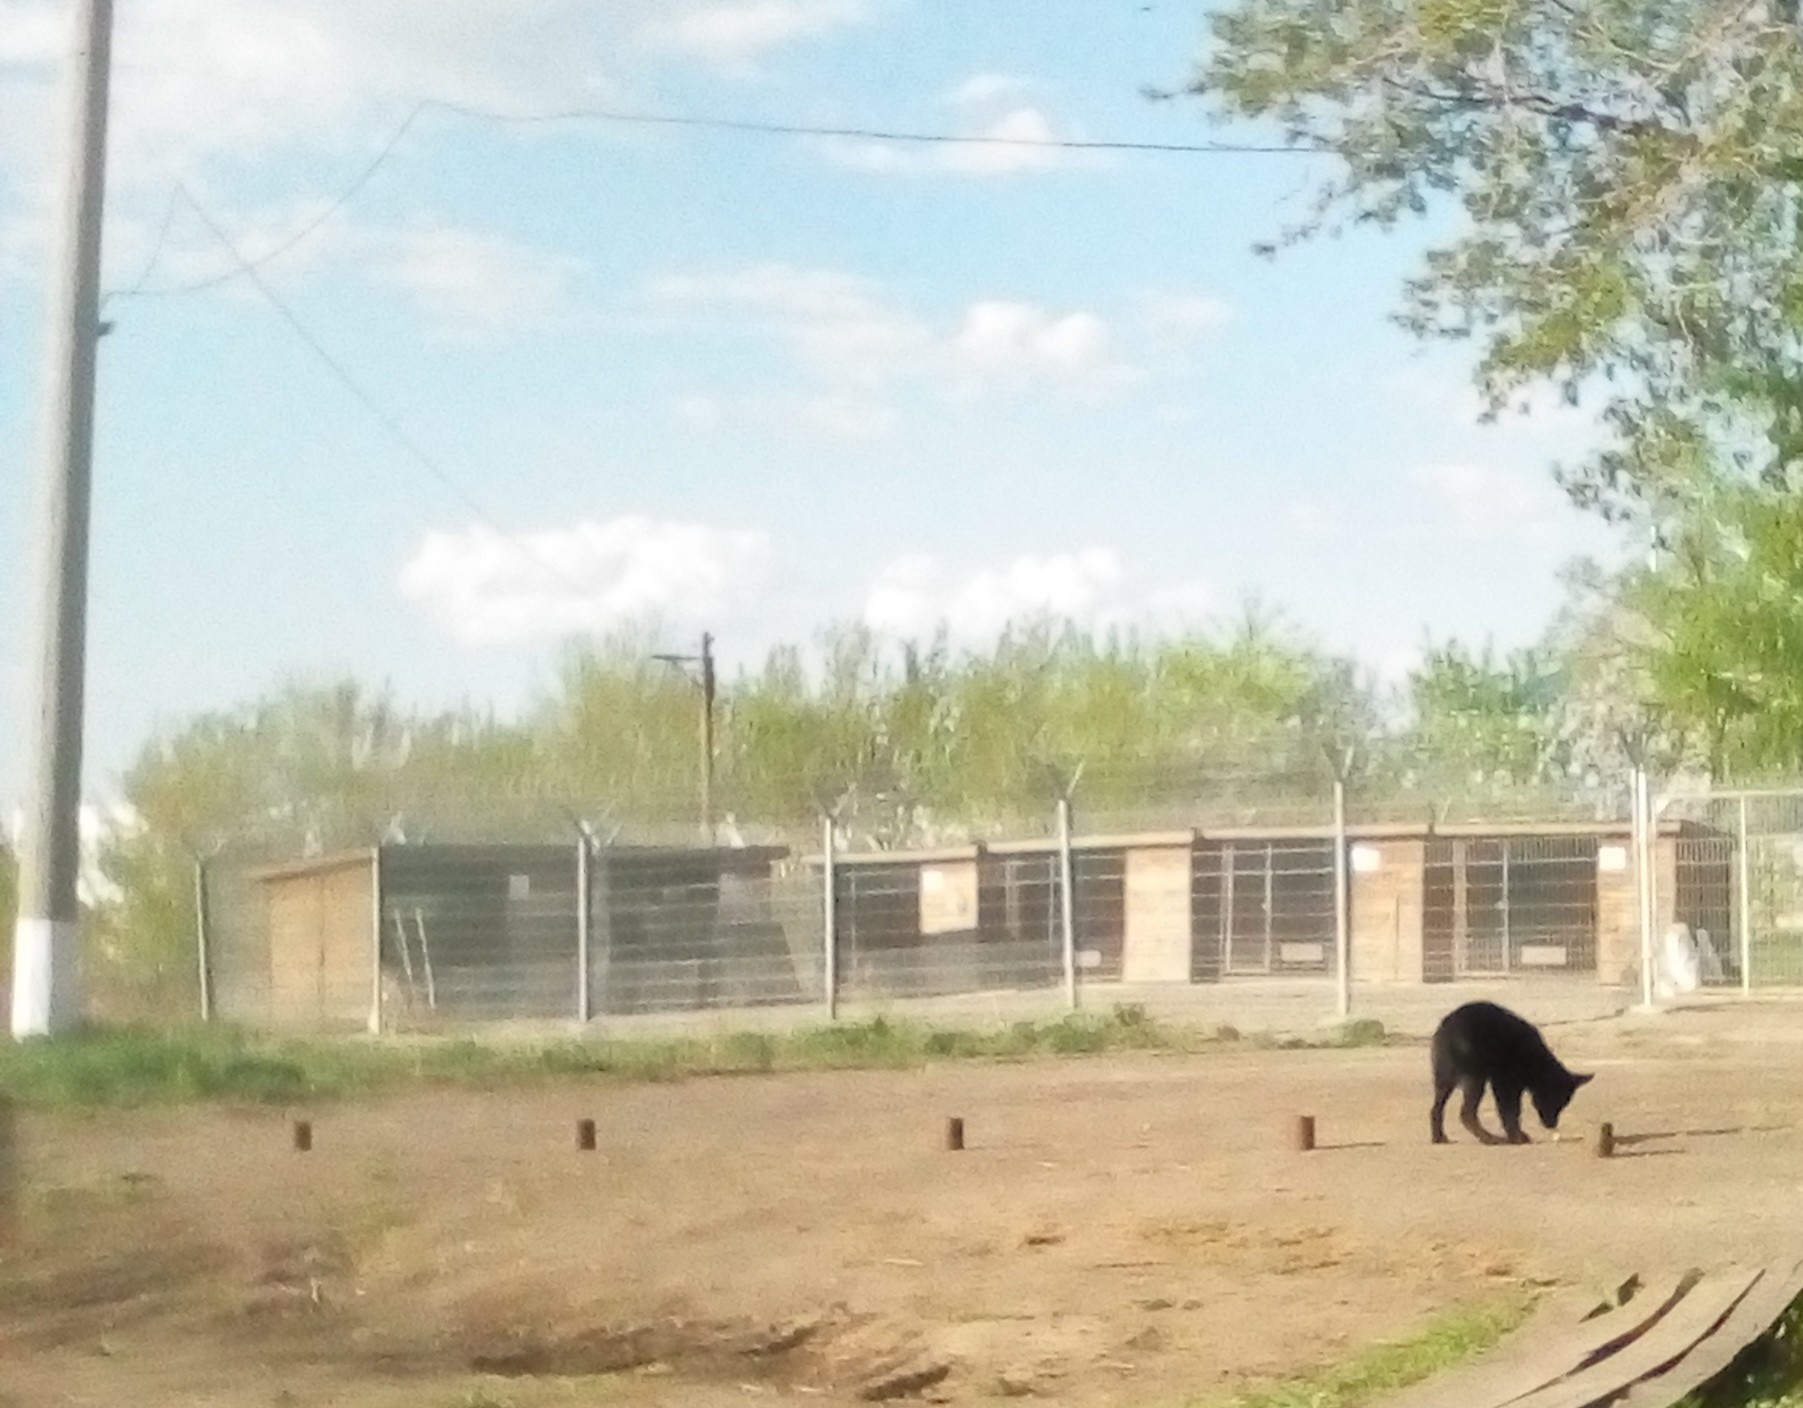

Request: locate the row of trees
(45, 559), (1762, 1017)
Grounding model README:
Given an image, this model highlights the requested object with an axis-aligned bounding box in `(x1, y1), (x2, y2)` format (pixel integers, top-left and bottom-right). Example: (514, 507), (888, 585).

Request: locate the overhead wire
(117, 102), (1326, 610)
(108, 98), (1325, 301)
(174, 184), (601, 604)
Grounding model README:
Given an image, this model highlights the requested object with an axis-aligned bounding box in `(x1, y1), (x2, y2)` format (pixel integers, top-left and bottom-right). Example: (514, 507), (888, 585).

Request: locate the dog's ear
(1573, 1072), (1594, 1088)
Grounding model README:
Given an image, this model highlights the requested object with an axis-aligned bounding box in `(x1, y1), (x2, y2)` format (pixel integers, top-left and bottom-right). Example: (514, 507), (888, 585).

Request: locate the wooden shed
(248, 841), (796, 1031)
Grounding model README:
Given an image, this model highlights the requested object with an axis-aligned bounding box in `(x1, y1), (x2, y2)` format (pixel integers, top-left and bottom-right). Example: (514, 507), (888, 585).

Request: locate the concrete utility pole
(653, 632), (718, 844)
(12, 0), (115, 1040)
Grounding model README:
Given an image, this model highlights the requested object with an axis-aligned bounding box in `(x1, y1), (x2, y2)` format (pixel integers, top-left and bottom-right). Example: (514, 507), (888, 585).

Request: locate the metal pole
(11, 0), (114, 1041)
(367, 845), (384, 1036)
(1635, 767), (1655, 1008)
(700, 632), (716, 845)
(1333, 777), (1350, 1019)
(193, 855), (213, 1023)
(1738, 794), (1754, 997)
(576, 834), (592, 1025)
(1056, 796), (1078, 1012)
(822, 813), (838, 1020)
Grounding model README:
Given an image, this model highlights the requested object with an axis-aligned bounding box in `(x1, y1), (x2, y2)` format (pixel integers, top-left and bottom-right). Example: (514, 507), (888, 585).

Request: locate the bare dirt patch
(6, 1005), (1803, 1406)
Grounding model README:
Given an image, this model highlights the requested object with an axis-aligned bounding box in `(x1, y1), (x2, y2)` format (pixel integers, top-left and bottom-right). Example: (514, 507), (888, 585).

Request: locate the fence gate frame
(1651, 785), (1803, 996)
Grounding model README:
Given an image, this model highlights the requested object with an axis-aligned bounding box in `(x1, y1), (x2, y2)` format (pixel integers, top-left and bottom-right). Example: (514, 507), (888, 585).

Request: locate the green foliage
(1193, 0), (1803, 762)
(1196, 0), (1803, 502)
(1404, 639), (1565, 786)
(1188, 1291), (1535, 1408)
(0, 1009), (1295, 1112)
(1677, 1296), (1803, 1408)
(1632, 488), (1803, 774)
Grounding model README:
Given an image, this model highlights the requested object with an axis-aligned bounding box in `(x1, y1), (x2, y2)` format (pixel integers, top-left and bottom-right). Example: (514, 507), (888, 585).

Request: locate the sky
(0, 0), (1626, 810)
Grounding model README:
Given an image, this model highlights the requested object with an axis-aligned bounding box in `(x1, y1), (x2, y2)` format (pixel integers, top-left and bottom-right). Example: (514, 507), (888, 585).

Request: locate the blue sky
(0, 0), (1623, 808)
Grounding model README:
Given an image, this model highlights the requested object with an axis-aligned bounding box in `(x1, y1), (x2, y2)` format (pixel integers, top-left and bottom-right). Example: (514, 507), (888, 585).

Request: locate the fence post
(1737, 794), (1753, 997)
(822, 813), (839, 1021)
(1333, 777), (1350, 1021)
(1633, 767), (1655, 1009)
(193, 853), (214, 1023)
(1057, 795), (1078, 1012)
(576, 832), (592, 1026)
(367, 844), (384, 1036)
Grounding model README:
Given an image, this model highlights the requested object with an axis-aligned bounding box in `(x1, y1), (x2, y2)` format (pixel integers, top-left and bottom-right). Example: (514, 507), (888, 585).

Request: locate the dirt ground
(9, 1002), (1803, 1408)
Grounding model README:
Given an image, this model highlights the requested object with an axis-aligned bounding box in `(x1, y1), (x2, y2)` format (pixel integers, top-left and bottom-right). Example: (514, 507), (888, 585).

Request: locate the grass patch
(0, 1002), (1380, 1113)
(1678, 1295), (1803, 1408)
(1187, 1291), (1535, 1408)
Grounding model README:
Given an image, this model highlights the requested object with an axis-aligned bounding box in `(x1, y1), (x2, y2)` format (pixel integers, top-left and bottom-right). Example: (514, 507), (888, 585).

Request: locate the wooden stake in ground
(1293, 1115), (1316, 1152)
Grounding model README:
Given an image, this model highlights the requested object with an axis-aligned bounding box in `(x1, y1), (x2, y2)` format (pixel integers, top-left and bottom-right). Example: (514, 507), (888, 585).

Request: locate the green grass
(1678, 1296), (1803, 1408)
(1184, 1292), (1535, 1408)
(0, 1006), (1392, 1113)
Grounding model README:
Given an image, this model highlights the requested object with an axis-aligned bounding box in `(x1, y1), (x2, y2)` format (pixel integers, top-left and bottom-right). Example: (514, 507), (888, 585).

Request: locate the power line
(174, 184), (601, 604)
(418, 97), (1323, 155)
(111, 100), (1323, 302)
(111, 108), (427, 302)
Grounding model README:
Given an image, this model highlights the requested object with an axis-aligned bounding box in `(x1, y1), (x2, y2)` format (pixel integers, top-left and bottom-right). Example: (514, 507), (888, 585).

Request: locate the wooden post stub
(577, 1118), (598, 1151)
(292, 1119), (313, 1153)
(1294, 1115), (1316, 1152)
(945, 1117), (965, 1151)
(1595, 1121), (1615, 1159)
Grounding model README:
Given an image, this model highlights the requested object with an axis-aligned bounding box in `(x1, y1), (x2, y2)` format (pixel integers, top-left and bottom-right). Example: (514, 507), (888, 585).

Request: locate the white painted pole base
(10, 918), (81, 1039)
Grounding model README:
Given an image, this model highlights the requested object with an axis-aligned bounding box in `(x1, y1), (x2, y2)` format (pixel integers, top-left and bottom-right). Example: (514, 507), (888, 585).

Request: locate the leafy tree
(1403, 637), (1567, 786)
(1612, 487), (1803, 774)
(1190, 0), (1803, 531)
(539, 626), (710, 833)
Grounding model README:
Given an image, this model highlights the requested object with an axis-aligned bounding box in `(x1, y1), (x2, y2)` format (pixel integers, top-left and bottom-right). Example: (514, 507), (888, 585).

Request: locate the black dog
(1430, 1000), (1592, 1145)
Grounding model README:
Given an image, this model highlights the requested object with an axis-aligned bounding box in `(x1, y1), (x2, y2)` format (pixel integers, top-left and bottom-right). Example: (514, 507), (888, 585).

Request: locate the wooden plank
(1382, 1271), (1697, 1408)
(1506, 1268), (1763, 1408)
(1613, 1259), (1803, 1408)
(1121, 847), (1192, 983)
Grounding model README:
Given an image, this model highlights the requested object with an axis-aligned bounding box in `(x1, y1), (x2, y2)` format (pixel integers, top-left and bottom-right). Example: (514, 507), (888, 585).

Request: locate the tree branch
(1381, 75), (1678, 138)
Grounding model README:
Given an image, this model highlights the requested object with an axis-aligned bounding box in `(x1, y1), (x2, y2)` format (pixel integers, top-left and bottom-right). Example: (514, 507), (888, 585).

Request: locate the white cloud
(819, 107), (1074, 177)
(949, 300), (1129, 397)
(823, 106), (1072, 177)
(0, 1), (59, 66)
(863, 549), (1212, 644)
(0, 0), (864, 273)
(642, 0), (869, 69)
(379, 222), (584, 335)
(819, 70), (1082, 178)
(647, 262), (1130, 399)
(399, 516), (772, 646)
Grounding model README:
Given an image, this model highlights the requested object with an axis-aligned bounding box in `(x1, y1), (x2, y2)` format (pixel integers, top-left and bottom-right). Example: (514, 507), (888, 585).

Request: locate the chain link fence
(172, 764), (1803, 1037)
(1658, 788), (1803, 992)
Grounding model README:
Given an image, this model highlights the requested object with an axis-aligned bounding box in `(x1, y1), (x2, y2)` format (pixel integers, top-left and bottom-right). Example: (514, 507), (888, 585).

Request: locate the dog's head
(1533, 1070), (1593, 1130)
